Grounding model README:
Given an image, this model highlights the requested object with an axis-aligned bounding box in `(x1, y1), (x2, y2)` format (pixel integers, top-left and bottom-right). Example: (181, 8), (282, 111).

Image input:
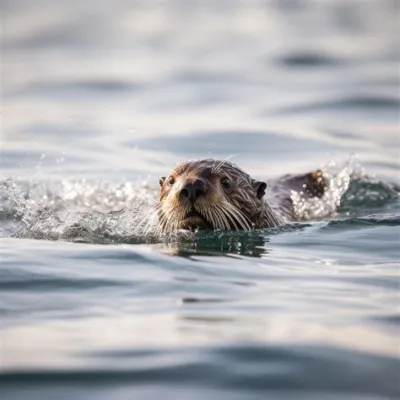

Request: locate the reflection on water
(157, 230), (270, 258)
(1, 0), (400, 399)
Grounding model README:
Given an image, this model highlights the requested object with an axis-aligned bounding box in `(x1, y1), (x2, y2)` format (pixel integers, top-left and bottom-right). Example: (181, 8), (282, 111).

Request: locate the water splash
(290, 159), (399, 221)
(290, 161), (353, 220)
(0, 178), (160, 243)
(1, 162), (398, 244)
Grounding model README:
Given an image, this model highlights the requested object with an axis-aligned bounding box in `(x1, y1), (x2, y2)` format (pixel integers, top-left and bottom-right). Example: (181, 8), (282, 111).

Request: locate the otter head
(157, 159), (271, 232)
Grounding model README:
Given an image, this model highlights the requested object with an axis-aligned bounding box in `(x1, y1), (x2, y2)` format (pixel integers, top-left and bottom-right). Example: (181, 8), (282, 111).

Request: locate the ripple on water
(1, 344), (399, 399)
(276, 51), (345, 68)
(124, 130), (343, 166)
(10, 79), (142, 100)
(2, 0), (400, 399)
(272, 95), (400, 116)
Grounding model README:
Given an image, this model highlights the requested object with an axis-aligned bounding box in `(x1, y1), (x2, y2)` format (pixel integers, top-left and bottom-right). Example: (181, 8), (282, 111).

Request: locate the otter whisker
(160, 208), (175, 235)
(214, 204), (232, 230)
(167, 209), (179, 234)
(222, 206), (238, 230)
(158, 203), (181, 235)
(211, 201), (238, 230)
(141, 203), (164, 234)
(153, 222), (163, 238)
(212, 154), (238, 174)
(137, 204), (158, 228)
(197, 205), (213, 230)
(224, 201), (251, 227)
(220, 202), (246, 230)
(212, 206), (225, 230)
(154, 213), (167, 236)
(222, 202), (251, 231)
(173, 205), (189, 233)
(209, 206), (224, 230)
(200, 203), (219, 230)
(219, 205), (240, 230)
(208, 208), (219, 230)
(225, 204), (252, 230)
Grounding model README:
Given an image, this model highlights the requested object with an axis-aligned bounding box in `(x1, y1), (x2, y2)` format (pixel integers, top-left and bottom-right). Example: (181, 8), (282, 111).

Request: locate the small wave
(276, 51), (343, 68)
(273, 95), (400, 115)
(1, 161), (398, 245)
(10, 79), (141, 99)
(341, 178), (400, 211)
(321, 214), (400, 230)
(290, 160), (399, 221)
(1, 344), (398, 399)
(0, 276), (128, 292)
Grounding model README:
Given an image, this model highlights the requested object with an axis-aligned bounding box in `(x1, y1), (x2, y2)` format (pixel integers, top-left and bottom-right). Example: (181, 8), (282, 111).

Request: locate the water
(1, 1), (400, 399)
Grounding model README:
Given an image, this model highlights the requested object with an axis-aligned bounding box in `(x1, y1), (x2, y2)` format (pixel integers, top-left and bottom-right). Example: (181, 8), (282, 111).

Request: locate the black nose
(180, 179), (207, 202)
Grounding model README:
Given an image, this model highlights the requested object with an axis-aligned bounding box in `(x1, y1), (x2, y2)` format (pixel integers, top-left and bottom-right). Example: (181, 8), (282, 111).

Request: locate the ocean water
(1, 1), (400, 399)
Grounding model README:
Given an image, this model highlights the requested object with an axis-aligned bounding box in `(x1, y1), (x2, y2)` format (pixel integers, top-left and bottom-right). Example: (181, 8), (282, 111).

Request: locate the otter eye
(167, 176), (175, 186)
(220, 177), (232, 189)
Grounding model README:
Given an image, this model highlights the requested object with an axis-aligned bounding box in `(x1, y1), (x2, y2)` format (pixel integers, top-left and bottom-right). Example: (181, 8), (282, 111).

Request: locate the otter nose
(180, 179), (207, 202)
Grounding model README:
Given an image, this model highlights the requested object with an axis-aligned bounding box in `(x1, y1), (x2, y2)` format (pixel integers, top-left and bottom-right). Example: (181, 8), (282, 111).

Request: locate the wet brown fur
(157, 159), (287, 232)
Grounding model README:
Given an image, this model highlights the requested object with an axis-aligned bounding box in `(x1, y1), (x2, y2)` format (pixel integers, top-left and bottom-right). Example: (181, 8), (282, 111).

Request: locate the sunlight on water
(2, 160), (398, 244)
(1, 0), (399, 399)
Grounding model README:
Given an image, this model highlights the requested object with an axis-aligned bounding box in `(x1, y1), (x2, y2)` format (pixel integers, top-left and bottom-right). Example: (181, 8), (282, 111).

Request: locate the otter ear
(159, 176), (166, 187)
(252, 180), (267, 199)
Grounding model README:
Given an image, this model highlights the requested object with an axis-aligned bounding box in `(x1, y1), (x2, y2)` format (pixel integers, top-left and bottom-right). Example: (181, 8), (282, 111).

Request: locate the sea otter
(157, 159), (327, 232)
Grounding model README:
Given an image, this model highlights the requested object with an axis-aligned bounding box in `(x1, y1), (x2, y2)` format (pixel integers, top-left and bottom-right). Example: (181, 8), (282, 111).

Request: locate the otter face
(157, 159), (267, 232)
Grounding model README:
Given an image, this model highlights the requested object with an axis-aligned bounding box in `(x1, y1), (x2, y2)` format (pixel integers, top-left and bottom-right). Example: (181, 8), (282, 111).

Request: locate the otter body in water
(157, 159), (326, 232)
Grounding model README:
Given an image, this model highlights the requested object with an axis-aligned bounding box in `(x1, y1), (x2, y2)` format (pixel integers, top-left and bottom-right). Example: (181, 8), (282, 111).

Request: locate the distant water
(1, 1), (399, 399)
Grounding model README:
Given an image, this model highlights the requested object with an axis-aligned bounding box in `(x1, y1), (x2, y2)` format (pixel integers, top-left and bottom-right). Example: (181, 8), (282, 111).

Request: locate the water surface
(1, 1), (399, 399)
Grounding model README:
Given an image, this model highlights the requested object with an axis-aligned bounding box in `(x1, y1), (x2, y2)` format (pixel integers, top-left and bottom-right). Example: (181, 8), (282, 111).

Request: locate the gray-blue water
(1, 1), (400, 399)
